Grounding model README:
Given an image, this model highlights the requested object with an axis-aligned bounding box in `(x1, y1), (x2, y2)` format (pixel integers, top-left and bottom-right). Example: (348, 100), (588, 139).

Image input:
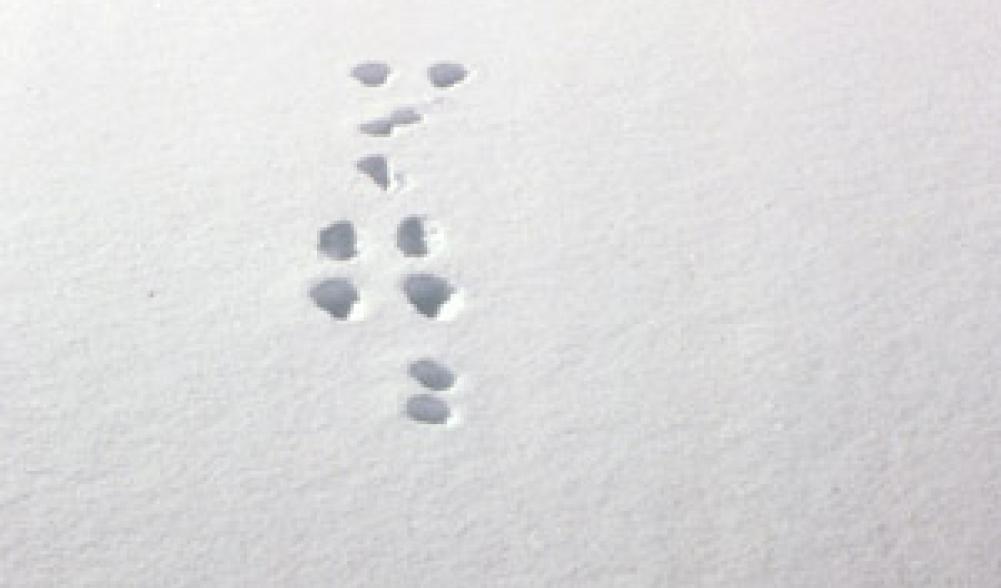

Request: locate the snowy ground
(2, 1), (1000, 585)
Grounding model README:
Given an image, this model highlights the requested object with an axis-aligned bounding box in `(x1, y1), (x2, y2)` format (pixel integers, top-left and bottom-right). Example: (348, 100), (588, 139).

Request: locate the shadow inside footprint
(356, 155), (391, 190)
(317, 221), (357, 260)
(409, 359), (456, 391)
(403, 273), (458, 319)
(428, 62), (468, 88)
(351, 61), (390, 86)
(397, 216), (439, 257)
(406, 394), (451, 425)
(309, 278), (361, 321)
(360, 107), (423, 137)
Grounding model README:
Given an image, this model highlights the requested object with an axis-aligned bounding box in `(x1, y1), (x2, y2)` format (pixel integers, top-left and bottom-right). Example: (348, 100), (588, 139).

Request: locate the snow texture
(2, 0), (1001, 585)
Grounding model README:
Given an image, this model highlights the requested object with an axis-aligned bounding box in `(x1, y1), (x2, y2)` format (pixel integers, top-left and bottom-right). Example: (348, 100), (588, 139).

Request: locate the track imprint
(356, 154), (393, 191)
(405, 394), (452, 425)
(428, 62), (469, 88)
(409, 358), (456, 391)
(317, 221), (358, 260)
(309, 278), (362, 321)
(360, 107), (423, 137)
(403, 273), (462, 320)
(351, 61), (391, 87)
(397, 215), (443, 257)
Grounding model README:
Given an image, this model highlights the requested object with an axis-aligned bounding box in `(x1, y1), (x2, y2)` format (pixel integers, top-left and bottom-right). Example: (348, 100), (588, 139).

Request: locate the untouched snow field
(2, 1), (1000, 585)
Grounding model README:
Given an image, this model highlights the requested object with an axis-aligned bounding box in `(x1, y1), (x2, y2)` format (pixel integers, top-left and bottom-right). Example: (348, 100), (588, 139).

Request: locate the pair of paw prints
(309, 274), (462, 322)
(350, 61), (469, 89)
(405, 358), (460, 425)
(308, 273), (462, 322)
(317, 216), (443, 261)
(309, 217), (460, 321)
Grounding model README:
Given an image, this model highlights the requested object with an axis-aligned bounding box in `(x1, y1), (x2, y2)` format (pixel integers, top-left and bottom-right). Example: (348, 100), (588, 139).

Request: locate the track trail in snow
(312, 60), (471, 425)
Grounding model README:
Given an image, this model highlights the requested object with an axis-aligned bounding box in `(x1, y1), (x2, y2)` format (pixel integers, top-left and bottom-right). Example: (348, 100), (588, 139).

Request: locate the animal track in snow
(317, 221), (358, 260)
(405, 393), (452, 425)
(351, 61), (391, 87)
(341, 61), (473, 425)
(397, 216), (443, 257)
(428, 62), (469, 88)
(309, 278), (362, 321)
(359, 107), (423, 137)
(409, 358), (456, 391)
(356, 154), (395, 191)
(403, 273), (462, 320)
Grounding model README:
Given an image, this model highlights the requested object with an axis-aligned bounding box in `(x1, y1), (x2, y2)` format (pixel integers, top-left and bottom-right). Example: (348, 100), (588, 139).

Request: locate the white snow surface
(2, 1), (1001, 585)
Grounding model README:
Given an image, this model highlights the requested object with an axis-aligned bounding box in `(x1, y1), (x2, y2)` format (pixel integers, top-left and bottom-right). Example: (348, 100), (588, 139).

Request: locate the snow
(2, 0), (1000, 585)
